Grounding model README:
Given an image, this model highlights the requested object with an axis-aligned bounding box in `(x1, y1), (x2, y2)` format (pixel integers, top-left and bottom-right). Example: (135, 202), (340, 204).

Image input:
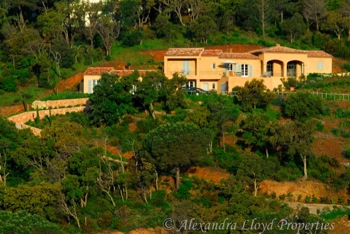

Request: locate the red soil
(187, 166), (230, 184)
(0, 105), (24, 117)
(312, 132), (349, 163)
(260, 179), (348, 202)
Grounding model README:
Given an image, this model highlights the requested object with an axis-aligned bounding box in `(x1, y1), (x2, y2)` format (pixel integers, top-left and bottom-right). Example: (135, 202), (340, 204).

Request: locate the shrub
(320, 197), (329, 204)
(305, 196), (311, 203)
(334, 108), (350, 118)
(312, 195), (319, 203)
(279, 194), (286, 201)
(316, 121), (324, 131)
(343, 147), (350, 159)
(122, 30), (143, 47)
(0, 76), (17, 92)
(282, 92), (324, 120)
(343, 63), (350, 72)
(281, 77), (300, 89)
(331, 128), (341, 136)
(173, 178), (192, 200)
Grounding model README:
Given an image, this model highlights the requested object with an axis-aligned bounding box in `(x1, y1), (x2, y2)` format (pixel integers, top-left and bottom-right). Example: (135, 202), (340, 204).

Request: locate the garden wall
(32, 98), (89, 109)
(8, 106), (85, 124)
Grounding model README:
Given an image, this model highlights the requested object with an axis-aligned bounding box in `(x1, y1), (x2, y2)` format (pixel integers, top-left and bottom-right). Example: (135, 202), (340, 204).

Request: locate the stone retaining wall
(32, 98), (89, 109)
(8, 106), (85, 124)
(16, 123), (42, 136)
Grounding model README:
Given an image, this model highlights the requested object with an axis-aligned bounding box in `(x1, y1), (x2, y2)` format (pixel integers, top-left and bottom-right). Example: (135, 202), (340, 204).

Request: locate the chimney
(276, 44), (280, 47)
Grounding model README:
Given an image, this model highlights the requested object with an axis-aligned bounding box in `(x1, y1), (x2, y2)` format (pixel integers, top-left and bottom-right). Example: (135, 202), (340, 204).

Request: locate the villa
(163, 44), (333, 91)
(82, 44), (333, 93)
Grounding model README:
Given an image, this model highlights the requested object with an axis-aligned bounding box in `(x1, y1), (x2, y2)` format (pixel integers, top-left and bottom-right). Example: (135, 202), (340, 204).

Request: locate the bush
(281, 77), (300, 89)
(305, 196), (311, 203)
(137, 117), (161, 134)
(343, 63), (350, 72)
(213, 148), (241, 173)
(0, 211), (62, 234)
(316, 121), (324, 131)
(0, 76), (17, 92)
(331, 128), (341, 136)
(122, 30), (143, 47)
(282, 92), (324, 120)
(173, 177), (192, 200)
(320, 197), (329, 204)
(334, 108), (350, 118)
(343, 147), (350, 159)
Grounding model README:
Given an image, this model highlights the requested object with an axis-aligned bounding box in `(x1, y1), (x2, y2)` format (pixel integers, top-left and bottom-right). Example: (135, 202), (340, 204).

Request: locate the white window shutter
(88, 80), (93, 94)
(248, 65), (253, 77)
(182, 61), (190, 75)
(236, 64), (241, 72)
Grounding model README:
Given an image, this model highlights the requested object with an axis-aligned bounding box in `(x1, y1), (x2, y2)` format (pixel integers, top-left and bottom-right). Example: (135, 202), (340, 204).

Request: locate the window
(267, 62), (273, 76)
(188, 81), (196, 88)
(182, 61), (190, 75)
(317, 61), (324, 70)
(241, 64), (248, 77)
(212, 63), (216, 69)
(287, 63), (296, 77)
(224, 63), (233, 71)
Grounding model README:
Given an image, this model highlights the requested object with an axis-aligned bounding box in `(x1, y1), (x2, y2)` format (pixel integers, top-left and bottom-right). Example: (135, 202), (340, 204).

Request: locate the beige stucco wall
(164, 56), (200, 78)
(307, 57), (332, 74)
(83, 75), (101, 93)
(197, 56), (223, 79)
(165, 55), (263, 92)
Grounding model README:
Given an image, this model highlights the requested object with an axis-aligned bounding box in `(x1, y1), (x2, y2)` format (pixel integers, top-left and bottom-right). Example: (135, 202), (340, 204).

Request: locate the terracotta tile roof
(165, 48), (204, 56)
(84, 66), (156, 77)
(307, 50), (332, 58)
(219, 52), (260, 60)
(83, 67), (114, 75)
(250, 44), (307, 54)
(201, 49), (222, 56)
(110, 70), (155, 76)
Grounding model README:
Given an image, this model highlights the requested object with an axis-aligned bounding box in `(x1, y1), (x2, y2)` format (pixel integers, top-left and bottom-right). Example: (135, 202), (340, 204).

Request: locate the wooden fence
(230, 91), (350, 101)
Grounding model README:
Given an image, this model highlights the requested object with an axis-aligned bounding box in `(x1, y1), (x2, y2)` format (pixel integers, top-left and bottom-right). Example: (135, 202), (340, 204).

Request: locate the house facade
(163, 44), (333, 91)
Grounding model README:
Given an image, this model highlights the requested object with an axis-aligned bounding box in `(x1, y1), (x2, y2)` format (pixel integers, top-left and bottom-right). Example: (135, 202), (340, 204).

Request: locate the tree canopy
(282, 91), (324, 120)
(141, 122), (212, 189)
(236, 79), (276, 111)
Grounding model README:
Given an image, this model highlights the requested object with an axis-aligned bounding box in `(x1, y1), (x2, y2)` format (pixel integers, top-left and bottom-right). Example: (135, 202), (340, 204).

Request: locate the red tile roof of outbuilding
(83, 67), (114, 75)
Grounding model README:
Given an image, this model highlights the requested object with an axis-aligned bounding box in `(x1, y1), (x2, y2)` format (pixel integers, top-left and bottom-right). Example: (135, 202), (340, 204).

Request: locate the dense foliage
(1, 76), (350, 232)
